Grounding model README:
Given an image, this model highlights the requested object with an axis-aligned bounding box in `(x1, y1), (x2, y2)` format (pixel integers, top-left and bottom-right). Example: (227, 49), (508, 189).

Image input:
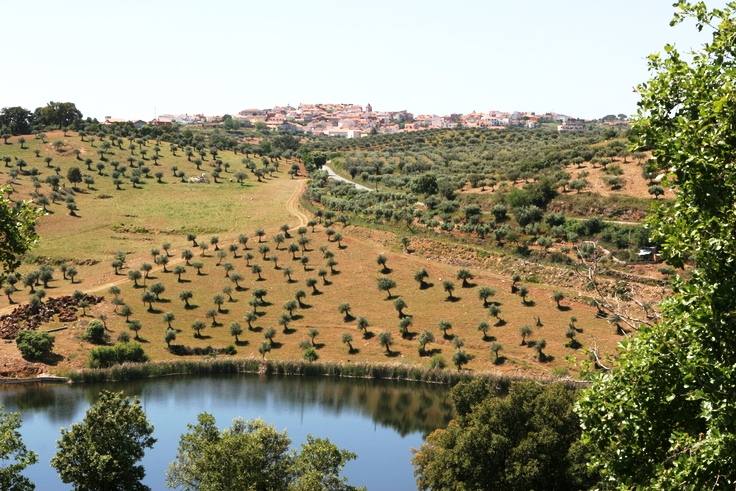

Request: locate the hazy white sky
(2, 1), (712, 120)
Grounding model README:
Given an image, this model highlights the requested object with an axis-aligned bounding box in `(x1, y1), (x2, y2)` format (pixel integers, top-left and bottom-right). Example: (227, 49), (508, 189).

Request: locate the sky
(2, 1), (715, 120)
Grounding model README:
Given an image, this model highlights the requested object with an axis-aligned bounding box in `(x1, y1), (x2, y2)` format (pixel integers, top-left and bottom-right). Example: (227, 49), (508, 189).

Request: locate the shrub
(429, 354), (446, 369)
(88, 342), (148, 368)
(16, 330), (55, 360)
(82, 320), (107, 344)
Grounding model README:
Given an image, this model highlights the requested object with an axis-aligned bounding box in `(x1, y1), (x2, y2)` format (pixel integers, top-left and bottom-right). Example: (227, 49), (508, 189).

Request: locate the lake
(0, 374), (453, 490)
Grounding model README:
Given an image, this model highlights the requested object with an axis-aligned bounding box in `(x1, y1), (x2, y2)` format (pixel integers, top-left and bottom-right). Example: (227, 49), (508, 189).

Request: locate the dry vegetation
(1, 131), (629, 380)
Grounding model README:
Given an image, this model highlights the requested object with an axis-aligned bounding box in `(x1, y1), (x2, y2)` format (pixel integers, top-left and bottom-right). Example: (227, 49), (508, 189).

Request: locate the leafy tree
(438, 320), (452, 339)
(0, 405), (37, 491)
(338, 303), (352, 321)
(165, 328), (176, 348)
(51, 391), (155, 491)
(229, 322), (243, 343)
(0, 106), (33, 135)
(244, 311), (258, 331)
(288, 243), (300, 259)
(191, 320), (205, 338)
(283, 300), (298, 318)
(295, 289), (307, 307)
(173, 265), (186, 282)
(356, 317), (369, 337)
(519, 325), (532, 345)
(452, 350), (471, 370)
(0, 185), (41, 282)
(398, 317), (412, 338)
(569, 178), (588, 193)
(490, 342), (503, 364)
(307, 328), (319, 346)
(376, 254), (389, 273)
(577, 3), (736, 488)
(418, 330), (435, 356)
(377, 277), (396, 299)
(648, 184), (665, 199)
(141, 291), (156, 312)
(442, 280), (456, 301)
(552, 291), (565, 309)
(128, 269), (142, 287)
(414, 380), (588, 490)
(83, 319), (107, 344)
(511, 273), (521, 292)
(206, 309), (218, 326)
(166, 414), (359, 491)
(66, 166), (82, 189)
(264, 327), (276, 345)
(213, 294), (225, 313)
(518, 286), (529, 305)
(140, 263), (153, 280)
(477, 321), (490, 341)
(300, 344), (318, 362)
(34, 101), (82, 128)
(478, 286), (495, 307)
(306, 277), (319, 294)
(393, 297), (407, 318)
(120, 304), (132, 321)
(128, 320), (142, 340)
(456, 268), (473, 288)
(341, 333), (354, 353)
(326, 257), (338, 274)
(532, 338), (547, 362)
(378, 331), (393, 355)
(179, 290), (193, 308)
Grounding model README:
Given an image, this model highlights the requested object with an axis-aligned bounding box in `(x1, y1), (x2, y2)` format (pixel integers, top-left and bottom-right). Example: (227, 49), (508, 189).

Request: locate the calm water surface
(0, 374), (453, 490)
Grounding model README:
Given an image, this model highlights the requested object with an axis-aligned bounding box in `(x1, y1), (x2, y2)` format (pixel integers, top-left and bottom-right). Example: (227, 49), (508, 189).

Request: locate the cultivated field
(0, 131), (302, 302)
(1, 130), (624, 379)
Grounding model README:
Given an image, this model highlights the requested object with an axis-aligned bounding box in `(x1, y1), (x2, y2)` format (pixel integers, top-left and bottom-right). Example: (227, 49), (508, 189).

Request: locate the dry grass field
(1, 131), (622, 379)
(0, 131), (302, 304)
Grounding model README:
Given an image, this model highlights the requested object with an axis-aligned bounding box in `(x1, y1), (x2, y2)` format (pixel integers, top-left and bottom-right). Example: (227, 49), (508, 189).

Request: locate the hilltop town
(109, 103), (629, 137)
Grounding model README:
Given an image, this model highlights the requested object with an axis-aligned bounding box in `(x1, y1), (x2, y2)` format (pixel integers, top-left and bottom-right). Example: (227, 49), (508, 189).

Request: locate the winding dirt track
(285, 179), (309, 228)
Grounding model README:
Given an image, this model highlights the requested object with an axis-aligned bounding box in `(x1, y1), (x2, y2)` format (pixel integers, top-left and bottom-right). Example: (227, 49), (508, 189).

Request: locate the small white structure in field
(188, 173), (210, 184)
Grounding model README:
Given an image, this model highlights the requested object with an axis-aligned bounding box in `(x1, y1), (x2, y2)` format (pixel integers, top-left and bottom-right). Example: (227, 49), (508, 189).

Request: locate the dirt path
(323, 164), (373, 192)
(286, 179), (309, 228)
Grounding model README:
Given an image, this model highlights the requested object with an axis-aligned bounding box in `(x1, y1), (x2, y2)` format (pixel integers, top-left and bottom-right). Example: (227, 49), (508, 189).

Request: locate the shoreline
(0, 357), (591, 388)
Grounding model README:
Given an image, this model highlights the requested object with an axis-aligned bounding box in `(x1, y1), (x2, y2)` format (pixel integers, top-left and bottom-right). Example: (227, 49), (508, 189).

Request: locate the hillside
(0, 128), (658, 379)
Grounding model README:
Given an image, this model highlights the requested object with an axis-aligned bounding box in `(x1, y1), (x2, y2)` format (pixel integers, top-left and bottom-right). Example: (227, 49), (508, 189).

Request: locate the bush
(413, 380), (595, 489)
(82, 320), (107, 344)
(16, 330), (54, 360)
(88, 342), (148, 368)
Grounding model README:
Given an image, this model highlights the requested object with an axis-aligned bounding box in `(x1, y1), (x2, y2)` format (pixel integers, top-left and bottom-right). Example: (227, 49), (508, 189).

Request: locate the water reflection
(0, 374), (453, 490)
(0, 374), (453, 436)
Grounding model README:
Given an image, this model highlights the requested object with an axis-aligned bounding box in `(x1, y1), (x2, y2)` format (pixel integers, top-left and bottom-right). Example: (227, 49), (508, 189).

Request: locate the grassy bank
(63, 357), (589, 388)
